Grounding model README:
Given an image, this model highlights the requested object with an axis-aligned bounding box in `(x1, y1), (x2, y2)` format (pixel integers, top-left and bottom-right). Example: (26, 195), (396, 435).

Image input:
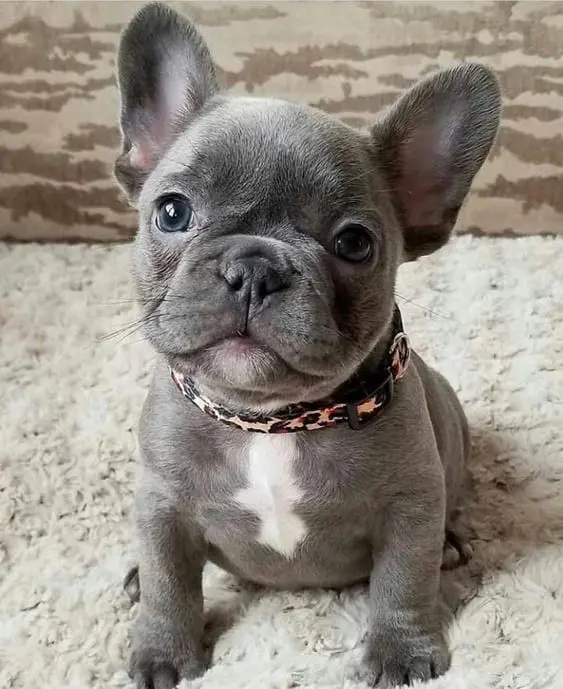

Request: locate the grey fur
(113, 4), (501, 688)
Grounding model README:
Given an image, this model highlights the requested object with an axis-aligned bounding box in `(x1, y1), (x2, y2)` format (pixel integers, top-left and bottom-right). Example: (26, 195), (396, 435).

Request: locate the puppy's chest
(232, 435), (309, 557)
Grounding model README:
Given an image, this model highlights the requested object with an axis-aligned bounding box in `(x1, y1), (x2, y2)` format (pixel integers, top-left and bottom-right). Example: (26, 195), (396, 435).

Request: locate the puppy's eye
(155, 195), (193, 233)
(334, 225), (373, 263)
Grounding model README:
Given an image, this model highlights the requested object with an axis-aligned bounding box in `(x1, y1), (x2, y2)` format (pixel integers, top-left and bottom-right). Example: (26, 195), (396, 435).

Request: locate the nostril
(222, 258), (286, 300)
(228, 274), (244, 291)
(223, 265), (245, 291)
(257, 272), (284, 299)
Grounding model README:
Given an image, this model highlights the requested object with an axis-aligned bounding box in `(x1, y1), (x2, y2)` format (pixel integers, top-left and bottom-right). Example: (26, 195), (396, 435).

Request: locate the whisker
(395, 292), (454, 321)
(91, 298), (152, 306)
(317, 324), (356, 346)
(92, 295), (195, 307)
(97, 312), (162, 344)
(114, 336), (151, 348)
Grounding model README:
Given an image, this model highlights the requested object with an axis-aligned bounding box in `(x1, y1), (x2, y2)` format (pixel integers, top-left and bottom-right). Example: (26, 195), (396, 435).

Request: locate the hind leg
(440, 516), (479, 616)
(442, 522), (473, 571)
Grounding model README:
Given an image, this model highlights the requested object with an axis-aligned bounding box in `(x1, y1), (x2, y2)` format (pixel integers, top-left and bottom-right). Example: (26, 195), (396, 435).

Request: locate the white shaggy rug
(1, 236), (562, 689)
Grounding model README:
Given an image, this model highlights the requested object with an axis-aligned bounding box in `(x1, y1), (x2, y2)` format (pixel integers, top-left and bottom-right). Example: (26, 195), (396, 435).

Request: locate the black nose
(222, 256), (286, 304)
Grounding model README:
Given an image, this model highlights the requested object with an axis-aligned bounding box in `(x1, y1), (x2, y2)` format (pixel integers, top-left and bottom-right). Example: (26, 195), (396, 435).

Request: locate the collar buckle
(345, 371), (394, 431)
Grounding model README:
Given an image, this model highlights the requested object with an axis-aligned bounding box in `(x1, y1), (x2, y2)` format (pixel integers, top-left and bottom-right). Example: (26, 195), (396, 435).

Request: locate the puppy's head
(115, 2), (501, 411)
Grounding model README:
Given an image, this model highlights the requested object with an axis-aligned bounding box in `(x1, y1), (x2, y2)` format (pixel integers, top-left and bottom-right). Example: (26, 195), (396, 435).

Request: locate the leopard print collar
(171, 308), (410, 433)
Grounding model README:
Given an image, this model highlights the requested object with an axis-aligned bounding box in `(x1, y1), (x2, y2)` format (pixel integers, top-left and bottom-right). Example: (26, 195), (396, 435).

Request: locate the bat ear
(114, 2), (218, 201)
(372, 63), (501, 260)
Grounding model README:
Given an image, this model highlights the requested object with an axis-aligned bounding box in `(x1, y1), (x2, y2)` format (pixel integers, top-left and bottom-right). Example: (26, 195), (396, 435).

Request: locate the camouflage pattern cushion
(1, 1), (562, 242)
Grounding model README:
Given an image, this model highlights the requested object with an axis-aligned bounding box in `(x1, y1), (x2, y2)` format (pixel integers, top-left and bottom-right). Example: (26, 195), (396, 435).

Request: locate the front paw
(131, 618), (206, 689)
(361, 626), (450, 688)
(131, 647), (205, 689)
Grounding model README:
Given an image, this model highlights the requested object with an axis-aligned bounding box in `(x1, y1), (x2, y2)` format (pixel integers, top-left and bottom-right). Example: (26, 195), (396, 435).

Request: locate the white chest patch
(234, 434), (308, 557)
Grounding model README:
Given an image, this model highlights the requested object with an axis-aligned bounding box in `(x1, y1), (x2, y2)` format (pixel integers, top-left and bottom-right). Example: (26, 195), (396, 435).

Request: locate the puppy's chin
(169, 337), (289, 393)
(207, 337), (286, 389)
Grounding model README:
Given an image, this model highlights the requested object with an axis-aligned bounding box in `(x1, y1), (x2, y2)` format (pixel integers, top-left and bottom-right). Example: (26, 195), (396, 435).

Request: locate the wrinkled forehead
(147, 97), (373, 213)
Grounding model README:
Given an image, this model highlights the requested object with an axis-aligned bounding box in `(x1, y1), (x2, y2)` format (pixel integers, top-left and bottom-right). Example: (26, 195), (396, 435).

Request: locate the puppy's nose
(222, 257), (286, 304)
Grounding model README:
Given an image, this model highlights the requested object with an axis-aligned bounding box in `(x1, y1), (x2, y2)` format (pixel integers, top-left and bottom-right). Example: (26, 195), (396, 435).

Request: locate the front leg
(363, 480), (450, 688)
(131, 479), (207, 689)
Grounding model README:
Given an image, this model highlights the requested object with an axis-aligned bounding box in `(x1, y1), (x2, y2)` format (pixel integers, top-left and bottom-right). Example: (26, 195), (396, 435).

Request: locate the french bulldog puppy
(113, 4), (501, 688)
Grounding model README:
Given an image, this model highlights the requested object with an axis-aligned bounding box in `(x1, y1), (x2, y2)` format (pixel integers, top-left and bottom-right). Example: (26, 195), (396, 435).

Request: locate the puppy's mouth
(209, 333), (335, 380)
(168, 330), (333, 399)
(205, 334), (281, 369)
(169, 332), (282, 374)
(211, 334), (264, 356)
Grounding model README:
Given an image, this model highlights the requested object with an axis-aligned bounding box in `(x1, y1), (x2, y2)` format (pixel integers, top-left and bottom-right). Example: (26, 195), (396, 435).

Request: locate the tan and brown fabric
(1, 1), (562, 242)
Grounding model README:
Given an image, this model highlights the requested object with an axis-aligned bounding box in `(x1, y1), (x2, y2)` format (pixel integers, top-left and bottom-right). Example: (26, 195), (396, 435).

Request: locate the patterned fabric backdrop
(1, 1), (562, 241)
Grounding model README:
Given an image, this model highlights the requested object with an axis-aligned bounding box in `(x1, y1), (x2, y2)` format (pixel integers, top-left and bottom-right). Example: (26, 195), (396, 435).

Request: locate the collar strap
(171, 308), (410, 433)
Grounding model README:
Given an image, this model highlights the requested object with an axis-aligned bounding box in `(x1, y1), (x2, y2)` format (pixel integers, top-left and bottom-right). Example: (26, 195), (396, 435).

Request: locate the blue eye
(155, 195), (193, 233)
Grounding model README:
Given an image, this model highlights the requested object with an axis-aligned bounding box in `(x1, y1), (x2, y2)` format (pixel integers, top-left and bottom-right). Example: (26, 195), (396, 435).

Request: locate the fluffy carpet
(1, 236), (562, 689)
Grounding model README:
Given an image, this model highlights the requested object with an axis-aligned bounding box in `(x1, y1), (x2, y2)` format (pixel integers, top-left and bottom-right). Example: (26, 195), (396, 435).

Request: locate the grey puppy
(113, 4), (501, 688)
